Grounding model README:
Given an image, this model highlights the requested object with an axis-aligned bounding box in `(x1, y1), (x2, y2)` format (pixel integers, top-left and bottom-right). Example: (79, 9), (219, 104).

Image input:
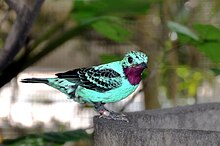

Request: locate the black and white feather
(55, 67), (122, 92)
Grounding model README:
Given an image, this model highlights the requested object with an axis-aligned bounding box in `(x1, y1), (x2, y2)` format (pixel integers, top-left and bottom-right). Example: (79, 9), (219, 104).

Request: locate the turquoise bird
(21, 51), (148, 122)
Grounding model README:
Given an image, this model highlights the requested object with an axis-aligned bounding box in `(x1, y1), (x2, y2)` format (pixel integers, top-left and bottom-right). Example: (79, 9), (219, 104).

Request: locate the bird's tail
(21, 78), (77, 99)
(21, 78), (48, 84)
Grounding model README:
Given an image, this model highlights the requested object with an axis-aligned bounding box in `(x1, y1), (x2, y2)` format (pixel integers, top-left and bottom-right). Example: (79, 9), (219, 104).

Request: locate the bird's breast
(76, 81), (139, 103)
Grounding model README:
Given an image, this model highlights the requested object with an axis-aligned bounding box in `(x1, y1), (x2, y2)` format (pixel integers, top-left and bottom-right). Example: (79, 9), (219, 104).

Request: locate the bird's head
(122, 51), (148, 69)
(122, 51), (148, 85)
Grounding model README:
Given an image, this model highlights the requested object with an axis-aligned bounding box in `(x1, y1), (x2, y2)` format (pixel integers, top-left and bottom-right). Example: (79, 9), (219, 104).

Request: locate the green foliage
(72, 0), (151, 23)
(71, 0), (153, 42)
(92, 19), (131, 42)
(3, 129), (91, 146)
(211, 68), (220, 76)
(193, 24), (220, 63)
(197, 42), (220, 63)
(193, 24), (220, 40)
(166, 20), (220, 101)
(141, 71), (148, 80)
(176, 66), (202, 97)
(177, 33), (195, 44)
(168, 22), (220, 64)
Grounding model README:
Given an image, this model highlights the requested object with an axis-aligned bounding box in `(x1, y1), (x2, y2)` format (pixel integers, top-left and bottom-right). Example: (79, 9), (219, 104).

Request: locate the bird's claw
(99, 112), (129, 122)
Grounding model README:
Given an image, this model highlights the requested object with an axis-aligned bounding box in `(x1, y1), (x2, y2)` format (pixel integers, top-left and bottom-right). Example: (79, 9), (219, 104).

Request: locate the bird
(21, 51), (148, 122)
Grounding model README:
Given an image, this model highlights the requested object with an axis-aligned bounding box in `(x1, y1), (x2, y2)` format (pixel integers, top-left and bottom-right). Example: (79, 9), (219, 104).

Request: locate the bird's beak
(134, 62), (147, 69)
(141, 62), (148, 69)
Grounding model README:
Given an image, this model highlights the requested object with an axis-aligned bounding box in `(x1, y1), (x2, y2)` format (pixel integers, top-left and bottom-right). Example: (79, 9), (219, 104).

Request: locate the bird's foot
(94, 102), (128, 122)
(99, 112), (129, 122)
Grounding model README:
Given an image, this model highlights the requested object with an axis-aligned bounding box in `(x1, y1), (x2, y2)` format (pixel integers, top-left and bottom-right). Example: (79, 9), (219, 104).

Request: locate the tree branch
(0, 0), (44, 72)
(0, 24), (88, 88)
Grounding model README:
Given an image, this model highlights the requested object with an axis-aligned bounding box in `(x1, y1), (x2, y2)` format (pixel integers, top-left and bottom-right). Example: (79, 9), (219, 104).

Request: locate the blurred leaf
(176, 66), (189, 79)
(72, 0), (151, 24)
(188, 72), (202, 96)
(142, 71), (149, 79)
(177, 66), (202, 97)
(92, 19), (131, 42)
(100, 54), (121, 64)
(193, 24), (220, 40)
(167, 21), (199, 40)
(71, 0), (153, 42)
(211, 68), (220, 76)
(3, 129), (91, 145)
(173, 23), (220, 64)
(178, 33), (195, 44)
(197, 42), (220, 63)
(40, 129), (90, 143)
(7, 137), (46, 146)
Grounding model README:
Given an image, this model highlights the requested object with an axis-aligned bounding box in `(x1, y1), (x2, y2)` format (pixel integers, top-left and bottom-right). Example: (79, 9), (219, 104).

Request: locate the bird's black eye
(128, 56), (133, 64)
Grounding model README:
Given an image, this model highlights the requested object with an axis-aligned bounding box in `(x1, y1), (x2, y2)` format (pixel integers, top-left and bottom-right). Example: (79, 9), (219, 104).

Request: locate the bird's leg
(94, 102), (128, 122)
(94, 102), (107, 115)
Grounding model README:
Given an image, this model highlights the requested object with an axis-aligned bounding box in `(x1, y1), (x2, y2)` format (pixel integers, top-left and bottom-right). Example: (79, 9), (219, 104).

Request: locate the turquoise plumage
(21, 51), (148, 122)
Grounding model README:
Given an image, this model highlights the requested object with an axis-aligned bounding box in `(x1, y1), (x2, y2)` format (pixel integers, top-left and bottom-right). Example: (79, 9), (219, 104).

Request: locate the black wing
(55, 67), (122, 92)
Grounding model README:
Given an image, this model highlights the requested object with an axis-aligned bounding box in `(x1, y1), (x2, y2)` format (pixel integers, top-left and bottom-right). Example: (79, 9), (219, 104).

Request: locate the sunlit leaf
(177, 67), (202, 97)
(193, 24), (220, 40)
(176, 66), (189, 79)
(167, 21), (199, 40)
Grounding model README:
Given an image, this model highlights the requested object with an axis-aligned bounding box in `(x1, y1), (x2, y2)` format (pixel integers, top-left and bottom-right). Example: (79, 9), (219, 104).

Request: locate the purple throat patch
(123, 66), (145, 85)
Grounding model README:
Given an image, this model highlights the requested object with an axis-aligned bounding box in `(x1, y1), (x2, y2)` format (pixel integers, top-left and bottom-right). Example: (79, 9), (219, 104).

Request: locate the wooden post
(94, 103), (220, 146)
